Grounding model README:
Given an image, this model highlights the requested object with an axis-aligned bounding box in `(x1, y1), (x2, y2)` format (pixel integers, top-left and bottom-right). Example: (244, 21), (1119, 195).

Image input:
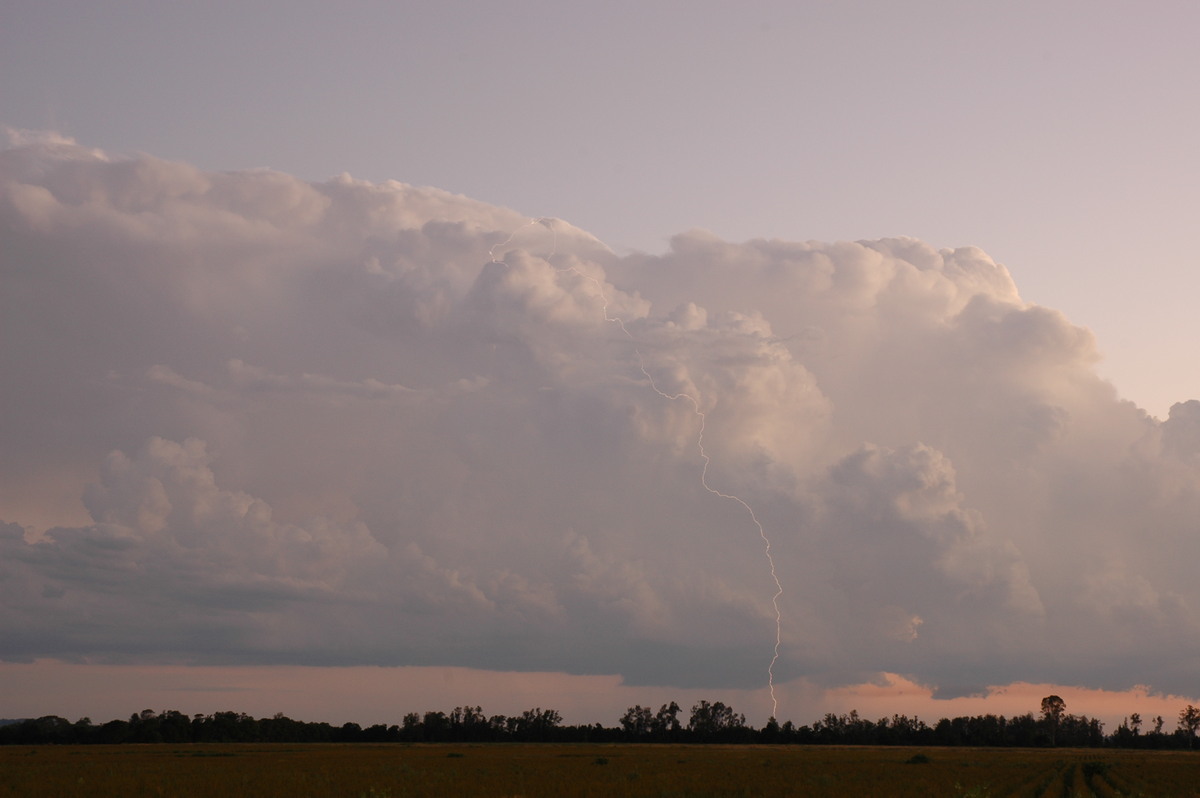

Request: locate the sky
(2, 1), (1200, 729)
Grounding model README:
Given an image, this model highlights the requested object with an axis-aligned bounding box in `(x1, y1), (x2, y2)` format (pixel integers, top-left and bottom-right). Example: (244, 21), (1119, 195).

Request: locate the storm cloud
(3, 133), (1198, 698)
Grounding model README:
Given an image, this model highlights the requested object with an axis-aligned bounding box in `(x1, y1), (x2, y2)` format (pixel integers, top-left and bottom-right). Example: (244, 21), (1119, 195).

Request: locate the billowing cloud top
(2, 133), (1198, 698)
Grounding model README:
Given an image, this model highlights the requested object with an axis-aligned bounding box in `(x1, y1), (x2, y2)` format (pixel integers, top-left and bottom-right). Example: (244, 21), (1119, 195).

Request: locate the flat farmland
(2, 743), (1197, 797)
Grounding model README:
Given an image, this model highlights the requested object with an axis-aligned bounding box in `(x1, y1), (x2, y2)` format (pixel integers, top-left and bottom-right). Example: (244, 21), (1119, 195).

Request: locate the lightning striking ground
(489, 219), (785, 719)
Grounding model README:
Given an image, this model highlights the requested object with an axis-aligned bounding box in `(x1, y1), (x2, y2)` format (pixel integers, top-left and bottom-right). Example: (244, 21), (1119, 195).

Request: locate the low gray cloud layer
(3, 133), (1198, 696)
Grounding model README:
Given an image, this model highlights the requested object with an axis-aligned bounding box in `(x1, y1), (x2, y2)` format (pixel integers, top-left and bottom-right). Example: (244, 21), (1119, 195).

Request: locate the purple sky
(3, 1), (1199, 726)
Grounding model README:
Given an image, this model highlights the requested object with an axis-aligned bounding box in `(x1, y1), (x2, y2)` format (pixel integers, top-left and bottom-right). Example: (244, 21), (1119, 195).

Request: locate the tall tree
(654, 701), (682, 739)
(1178, 705), (1200, 748)
(1040, 695), (1066, 746)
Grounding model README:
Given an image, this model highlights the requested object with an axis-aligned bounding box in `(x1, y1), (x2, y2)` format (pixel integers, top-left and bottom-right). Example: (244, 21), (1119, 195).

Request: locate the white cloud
(3, 135), (1199, 699)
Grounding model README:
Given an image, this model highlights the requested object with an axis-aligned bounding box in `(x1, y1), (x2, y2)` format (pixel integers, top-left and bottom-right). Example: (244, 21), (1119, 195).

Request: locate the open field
(1, 743), (1197, 797)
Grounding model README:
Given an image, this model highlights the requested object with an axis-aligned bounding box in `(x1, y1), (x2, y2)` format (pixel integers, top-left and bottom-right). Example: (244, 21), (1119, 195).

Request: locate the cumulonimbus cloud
(2, 132), (1198, 696)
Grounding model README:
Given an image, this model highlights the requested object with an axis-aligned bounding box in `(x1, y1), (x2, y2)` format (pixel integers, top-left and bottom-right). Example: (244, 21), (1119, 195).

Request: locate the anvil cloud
(3, 134), (1198, 700)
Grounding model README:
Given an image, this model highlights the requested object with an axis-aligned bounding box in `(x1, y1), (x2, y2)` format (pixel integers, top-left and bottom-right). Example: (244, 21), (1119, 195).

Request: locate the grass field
(1, 743), (1197, 797)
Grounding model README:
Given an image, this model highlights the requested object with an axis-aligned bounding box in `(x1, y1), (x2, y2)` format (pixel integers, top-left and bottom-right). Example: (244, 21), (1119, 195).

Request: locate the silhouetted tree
(654, 701), (682, 740)
(1040, 695), (1066, 746)
(422, 711), (449, 742)
(515, 708), (562, 741)
(449, 706), (487, 741)
(159, 710), (191, 743)
(1178, 704), (1200, 748)
(760, 716), (781, 743)
(620, 705), (654, 738)
(687, 701), (746, 741)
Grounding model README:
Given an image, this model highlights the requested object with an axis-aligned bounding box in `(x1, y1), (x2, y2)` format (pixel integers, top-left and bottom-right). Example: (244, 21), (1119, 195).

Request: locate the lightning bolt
(489, 218), (783, 720)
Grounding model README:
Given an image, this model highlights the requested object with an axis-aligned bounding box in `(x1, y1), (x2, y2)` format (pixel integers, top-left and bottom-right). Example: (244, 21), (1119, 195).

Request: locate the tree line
(2, 696), (1199, 749)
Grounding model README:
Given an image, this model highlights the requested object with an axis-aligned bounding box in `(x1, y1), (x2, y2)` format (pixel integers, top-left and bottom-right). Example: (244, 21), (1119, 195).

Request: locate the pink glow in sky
(1, 661), (1189, 733)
